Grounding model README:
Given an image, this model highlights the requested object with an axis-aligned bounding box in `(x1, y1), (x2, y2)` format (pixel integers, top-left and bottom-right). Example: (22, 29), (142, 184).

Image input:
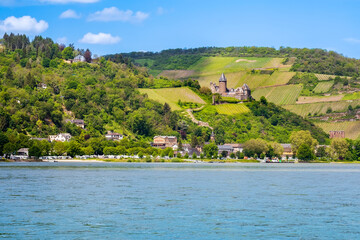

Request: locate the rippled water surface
(1, 162), (360, 239)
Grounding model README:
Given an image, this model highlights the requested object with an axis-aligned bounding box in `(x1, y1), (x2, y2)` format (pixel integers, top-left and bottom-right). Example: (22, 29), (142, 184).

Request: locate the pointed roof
(219, 73), (227, 82)
(242, 83), (250, 90)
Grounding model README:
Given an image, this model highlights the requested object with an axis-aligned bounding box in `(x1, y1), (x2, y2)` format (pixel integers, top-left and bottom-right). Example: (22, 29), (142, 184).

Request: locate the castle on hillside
(210, 73), (251, 100)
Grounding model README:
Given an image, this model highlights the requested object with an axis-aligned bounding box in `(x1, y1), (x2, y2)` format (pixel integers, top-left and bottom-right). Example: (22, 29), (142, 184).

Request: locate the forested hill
(0, 33), (184, 141)
(108, 46), (360, 77)
(0, 33), (331, 158)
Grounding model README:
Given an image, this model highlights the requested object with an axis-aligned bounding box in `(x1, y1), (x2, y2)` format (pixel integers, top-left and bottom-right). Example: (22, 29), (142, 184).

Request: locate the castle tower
(219, 73), (227, 94)
(242, 83), (251, 100)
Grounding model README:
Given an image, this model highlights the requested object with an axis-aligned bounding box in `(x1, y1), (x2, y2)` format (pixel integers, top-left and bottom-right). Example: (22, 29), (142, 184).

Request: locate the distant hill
(109, 46), (360, 77)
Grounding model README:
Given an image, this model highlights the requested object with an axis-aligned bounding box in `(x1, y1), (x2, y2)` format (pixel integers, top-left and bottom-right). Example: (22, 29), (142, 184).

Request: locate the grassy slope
(139, 87), (205, 110)
(315, 121), (360, 140)
(283, 100), (360, 117)
(343, 92), (360, 100)
(215, 104), (250, 115)
(252, 85), (303, 105)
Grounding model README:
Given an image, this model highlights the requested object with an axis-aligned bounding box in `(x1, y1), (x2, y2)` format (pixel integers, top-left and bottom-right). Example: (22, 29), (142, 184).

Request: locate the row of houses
(150, 136), (294, 158)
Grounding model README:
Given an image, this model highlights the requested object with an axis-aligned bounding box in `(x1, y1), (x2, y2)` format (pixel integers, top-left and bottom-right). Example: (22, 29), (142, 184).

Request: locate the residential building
(281, 144), (293, 158)
(152, 136), (178, 148)
(224, 143), (243, 152)
(65, 119), (85, 129)
(105, 131), (123, 141)
(11, 148), (29, 160)
(49, 133), (72, 142)
(73, 55), (85, 63)
(218, 144), (234, 156)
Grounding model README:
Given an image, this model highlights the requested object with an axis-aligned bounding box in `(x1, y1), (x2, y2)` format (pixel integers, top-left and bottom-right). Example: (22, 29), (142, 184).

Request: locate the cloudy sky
(1, 0), (360, 58)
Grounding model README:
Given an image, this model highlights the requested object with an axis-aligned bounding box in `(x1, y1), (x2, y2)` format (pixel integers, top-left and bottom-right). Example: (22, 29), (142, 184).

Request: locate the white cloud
(57, 37), (67, 44)
(0, 16), (48, 34)
(344, 38), (360, 44)
(60, 9), (81, 19)
(40, 0), (99, 3)
(79, 32), (121, 44)
(88, 7), (149, 23)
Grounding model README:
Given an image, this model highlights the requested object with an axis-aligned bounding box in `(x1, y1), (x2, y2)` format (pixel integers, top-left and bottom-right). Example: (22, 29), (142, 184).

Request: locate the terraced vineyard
(139, 87), (205, 110)
(283, 100), (360, 117)
(313, 81), (334, 93)
(263, 58), (284, 68)
(315, 74), (350, 81)
(215, 103), (250, 115)
(158, 70), (195, 79)
(235, 73), (272, 89)
(258, 71), (295, 87)
(252, 84), (303, 105)
(315, 121), (360, 140)
(297, 95), (344, 104)
(188, 57), (272, 76)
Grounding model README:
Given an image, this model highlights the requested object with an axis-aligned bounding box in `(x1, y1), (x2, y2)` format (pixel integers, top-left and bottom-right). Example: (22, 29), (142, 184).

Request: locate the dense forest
(109, 46), (360, 76)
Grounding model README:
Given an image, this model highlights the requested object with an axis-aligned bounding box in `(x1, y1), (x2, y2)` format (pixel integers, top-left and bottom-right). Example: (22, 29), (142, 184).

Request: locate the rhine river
(1, 162), (360, 239)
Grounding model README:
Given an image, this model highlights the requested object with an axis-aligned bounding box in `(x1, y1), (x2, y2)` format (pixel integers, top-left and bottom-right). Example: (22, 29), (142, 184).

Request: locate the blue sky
(1, 0), (360, 58)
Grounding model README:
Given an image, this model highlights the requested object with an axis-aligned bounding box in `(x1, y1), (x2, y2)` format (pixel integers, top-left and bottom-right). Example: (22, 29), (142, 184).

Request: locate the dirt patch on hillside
(297, 95), (344, 104)
(236, 59), (257, 63)
(158, 70), (195, 79)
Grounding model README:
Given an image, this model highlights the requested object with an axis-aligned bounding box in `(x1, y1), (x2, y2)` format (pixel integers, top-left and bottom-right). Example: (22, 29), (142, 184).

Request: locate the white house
(73, 55), (85, 63)
(105, 131), (123, 141)
(49, 133), (72, 142)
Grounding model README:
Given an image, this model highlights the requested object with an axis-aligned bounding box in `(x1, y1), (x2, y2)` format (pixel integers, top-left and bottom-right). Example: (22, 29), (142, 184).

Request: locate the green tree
(297, 143), (314, 161)
(316, 146), (327, 158)
(62, 47), (74, 60)
(53, 141), (68, 156)
(29, 145), (42, 159)
(290, 130), (318, 155)
(270, 142), (284, 158)
(327, 138), (349, 160)
(0, 133), (9, 156)
(3, 142), (16, 158)
(42, 57), (50, 67)
(203, 143), (218, 158)
(243, 138), (269, 157)
(67, 141), (82, 157)
(82, 146), (94, 155)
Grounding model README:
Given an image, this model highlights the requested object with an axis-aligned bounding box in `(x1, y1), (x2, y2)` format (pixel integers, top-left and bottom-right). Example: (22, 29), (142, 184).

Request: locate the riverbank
(2, 158), (359, 164)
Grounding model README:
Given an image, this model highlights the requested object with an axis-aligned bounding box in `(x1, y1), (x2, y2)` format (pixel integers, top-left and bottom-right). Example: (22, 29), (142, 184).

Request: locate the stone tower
(219, 73), (227, 94)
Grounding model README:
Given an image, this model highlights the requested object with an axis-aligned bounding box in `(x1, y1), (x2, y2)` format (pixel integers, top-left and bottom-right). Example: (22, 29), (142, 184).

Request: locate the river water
(1, 162), (360, 239)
